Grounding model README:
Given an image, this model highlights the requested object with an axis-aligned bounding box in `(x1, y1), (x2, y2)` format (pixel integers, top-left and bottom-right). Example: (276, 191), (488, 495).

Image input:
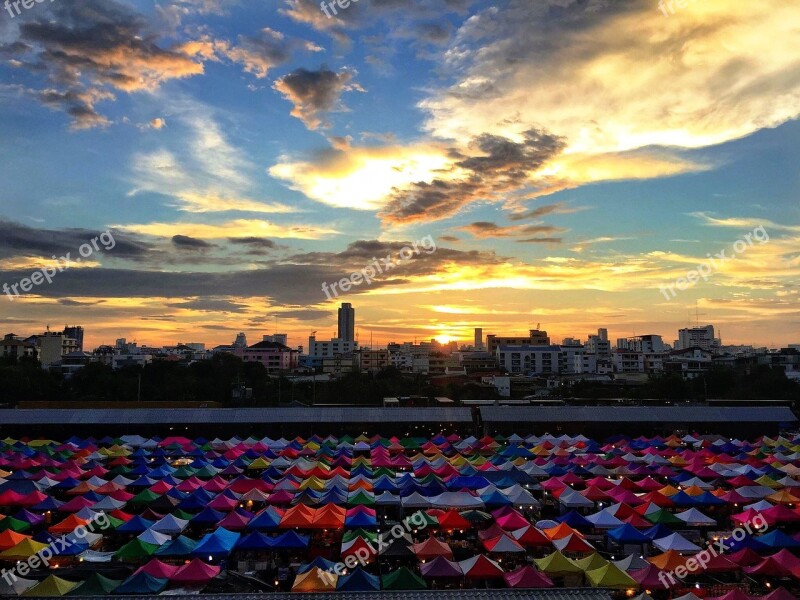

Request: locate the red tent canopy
(459, 555), (505, 579)
(412, 537), (453, 560)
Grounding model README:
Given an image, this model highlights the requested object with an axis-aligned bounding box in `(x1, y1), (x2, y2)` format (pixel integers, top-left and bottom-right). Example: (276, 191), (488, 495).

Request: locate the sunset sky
(0, 0), (799, 350)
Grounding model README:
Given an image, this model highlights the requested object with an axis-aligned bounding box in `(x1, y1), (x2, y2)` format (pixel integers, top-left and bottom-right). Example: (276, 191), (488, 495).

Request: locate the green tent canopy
(381, 567), (427, 590)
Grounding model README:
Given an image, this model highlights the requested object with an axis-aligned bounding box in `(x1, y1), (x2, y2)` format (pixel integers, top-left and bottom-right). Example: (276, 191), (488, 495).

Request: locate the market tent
(0, 537), (50, 560)
(585, 563), (638, 589)
(503, 565), (554, 588)
(381, 566), (427, 590)
(336, 568), (380, 592)
(66, 573), (121, 596)
(114, 537), (158, 560)
(653, 533), (702, 553)
(608, 524), (652, 545)
(534, 551), (584, 576)
(155, 535), (198, 557)
(21, 575), (80, 597)
(192, 527), (240, 558)
(114, 572), (169, 595)
(483, 532), (525, 553)
(420, 555), (463, 578)
(458, 554), (505, 579)
(292, 567), (337, 592)
(631, 564), (672, 588)
(412, 536), (453, 560)
(135, 558), (179, 578)
(676, 508), (717, 527)
(172, 558), (221, 583)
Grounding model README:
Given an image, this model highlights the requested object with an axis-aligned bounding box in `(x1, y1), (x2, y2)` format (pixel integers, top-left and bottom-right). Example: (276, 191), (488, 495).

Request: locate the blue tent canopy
(235, 531), (275, 551)
(337, 568), (381, 592)
(248, 507), (283, 530)
(271, 530), (310, 549)
(298, 556), (339, 574)
(192, 527), (240, 557)
(116, 516), (154, 534)
(345, 511), (377, 528)
(155, 535), (198, 557)
(608, 524), (652, 544)
(556, 510), (593, 529)
(114, 572), (168, 595)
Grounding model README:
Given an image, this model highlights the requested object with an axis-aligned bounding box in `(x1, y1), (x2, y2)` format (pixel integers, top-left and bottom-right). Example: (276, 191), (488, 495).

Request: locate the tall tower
(338, 303), (355, 342)
(474, 328), (483, 350)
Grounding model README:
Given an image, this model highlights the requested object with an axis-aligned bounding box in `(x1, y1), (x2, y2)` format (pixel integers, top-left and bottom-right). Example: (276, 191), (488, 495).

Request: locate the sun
(435, 334), (452, 344)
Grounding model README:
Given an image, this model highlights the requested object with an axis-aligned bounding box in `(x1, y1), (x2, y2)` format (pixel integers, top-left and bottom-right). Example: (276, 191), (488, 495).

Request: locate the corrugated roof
(480, 405), (797, 423)
(0, 405), (793, 426)
(54, 590), (609, 600)
(0, 407), (473, 425)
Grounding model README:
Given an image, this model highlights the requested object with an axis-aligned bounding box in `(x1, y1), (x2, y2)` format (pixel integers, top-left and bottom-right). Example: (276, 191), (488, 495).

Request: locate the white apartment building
(308, 336), (358, 358)
(497, 345), (560, 375)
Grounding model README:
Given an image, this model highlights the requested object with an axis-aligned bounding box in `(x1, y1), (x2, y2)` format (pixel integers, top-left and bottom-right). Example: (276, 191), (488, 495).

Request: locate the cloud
(420, 0), (800, 181)
(457, 222), (567, 240)
(171, 235), (216, 249)
(217, 27), (322, 79)
(117, 219), (338, 241)
(2, 0), (210, 128)
(380, 128), (566, 224)
(272, 128), (566, 223)
(509, 202), (588, 221)
(274, 67), (364, 130)
(0, 219), (154, 262)
(130, 97), (301, 215)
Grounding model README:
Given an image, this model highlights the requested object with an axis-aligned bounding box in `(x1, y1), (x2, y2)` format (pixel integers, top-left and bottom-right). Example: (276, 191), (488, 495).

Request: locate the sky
(0, 0), (798, 350)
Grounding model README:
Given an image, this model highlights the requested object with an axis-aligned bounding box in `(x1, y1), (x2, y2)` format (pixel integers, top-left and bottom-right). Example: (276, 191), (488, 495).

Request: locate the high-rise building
(338, 303), (355, 342)
(233, 332), (248, 348)
(474, 328), (483, 350)
(62, 325), (84, 352)
(675, 325), (719, 352)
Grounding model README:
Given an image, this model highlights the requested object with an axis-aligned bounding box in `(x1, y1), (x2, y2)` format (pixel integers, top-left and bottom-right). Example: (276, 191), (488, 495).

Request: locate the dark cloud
(457, 222), (566, 239)
(228, 237), (284, 256)
(509, 202), (578, 221)
(0, 238), (504, 305)
(276, 308), (332, 321)
(381, 128), (565, 225)
(274, 67), (362, 130)
(517, 237), (563, 244)
(221, 27), (317, 79)
(1, 0), (208, 128)
(167, 298), (249, 313)
(171, 235), (216, 250)
(0, 219), (154, 262)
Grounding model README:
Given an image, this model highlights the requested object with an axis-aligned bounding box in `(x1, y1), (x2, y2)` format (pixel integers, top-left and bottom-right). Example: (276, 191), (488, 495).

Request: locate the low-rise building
(0, 333), (36, 360)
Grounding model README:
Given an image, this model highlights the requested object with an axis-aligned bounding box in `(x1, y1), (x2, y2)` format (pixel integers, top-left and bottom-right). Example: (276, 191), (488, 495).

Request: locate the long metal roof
(54, 590), (613, 600)
(480, 405), (797, 423)
(0, 405), (793, 426)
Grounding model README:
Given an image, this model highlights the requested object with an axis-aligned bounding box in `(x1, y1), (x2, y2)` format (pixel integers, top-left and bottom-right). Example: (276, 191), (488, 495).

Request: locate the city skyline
(1, 1), (799, 350)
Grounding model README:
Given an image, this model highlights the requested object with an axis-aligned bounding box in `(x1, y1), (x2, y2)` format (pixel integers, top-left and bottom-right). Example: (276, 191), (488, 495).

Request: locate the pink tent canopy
(503, 565), (554, 589)
(135, 559), (179, 579)
(171, 559), (221, 583)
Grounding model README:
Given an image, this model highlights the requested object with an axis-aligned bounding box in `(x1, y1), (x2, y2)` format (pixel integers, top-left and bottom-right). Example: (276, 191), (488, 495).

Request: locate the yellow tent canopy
(0, 538), (50, 560)
(22, 575), (79, 596)
(291, 567), (338, 592)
